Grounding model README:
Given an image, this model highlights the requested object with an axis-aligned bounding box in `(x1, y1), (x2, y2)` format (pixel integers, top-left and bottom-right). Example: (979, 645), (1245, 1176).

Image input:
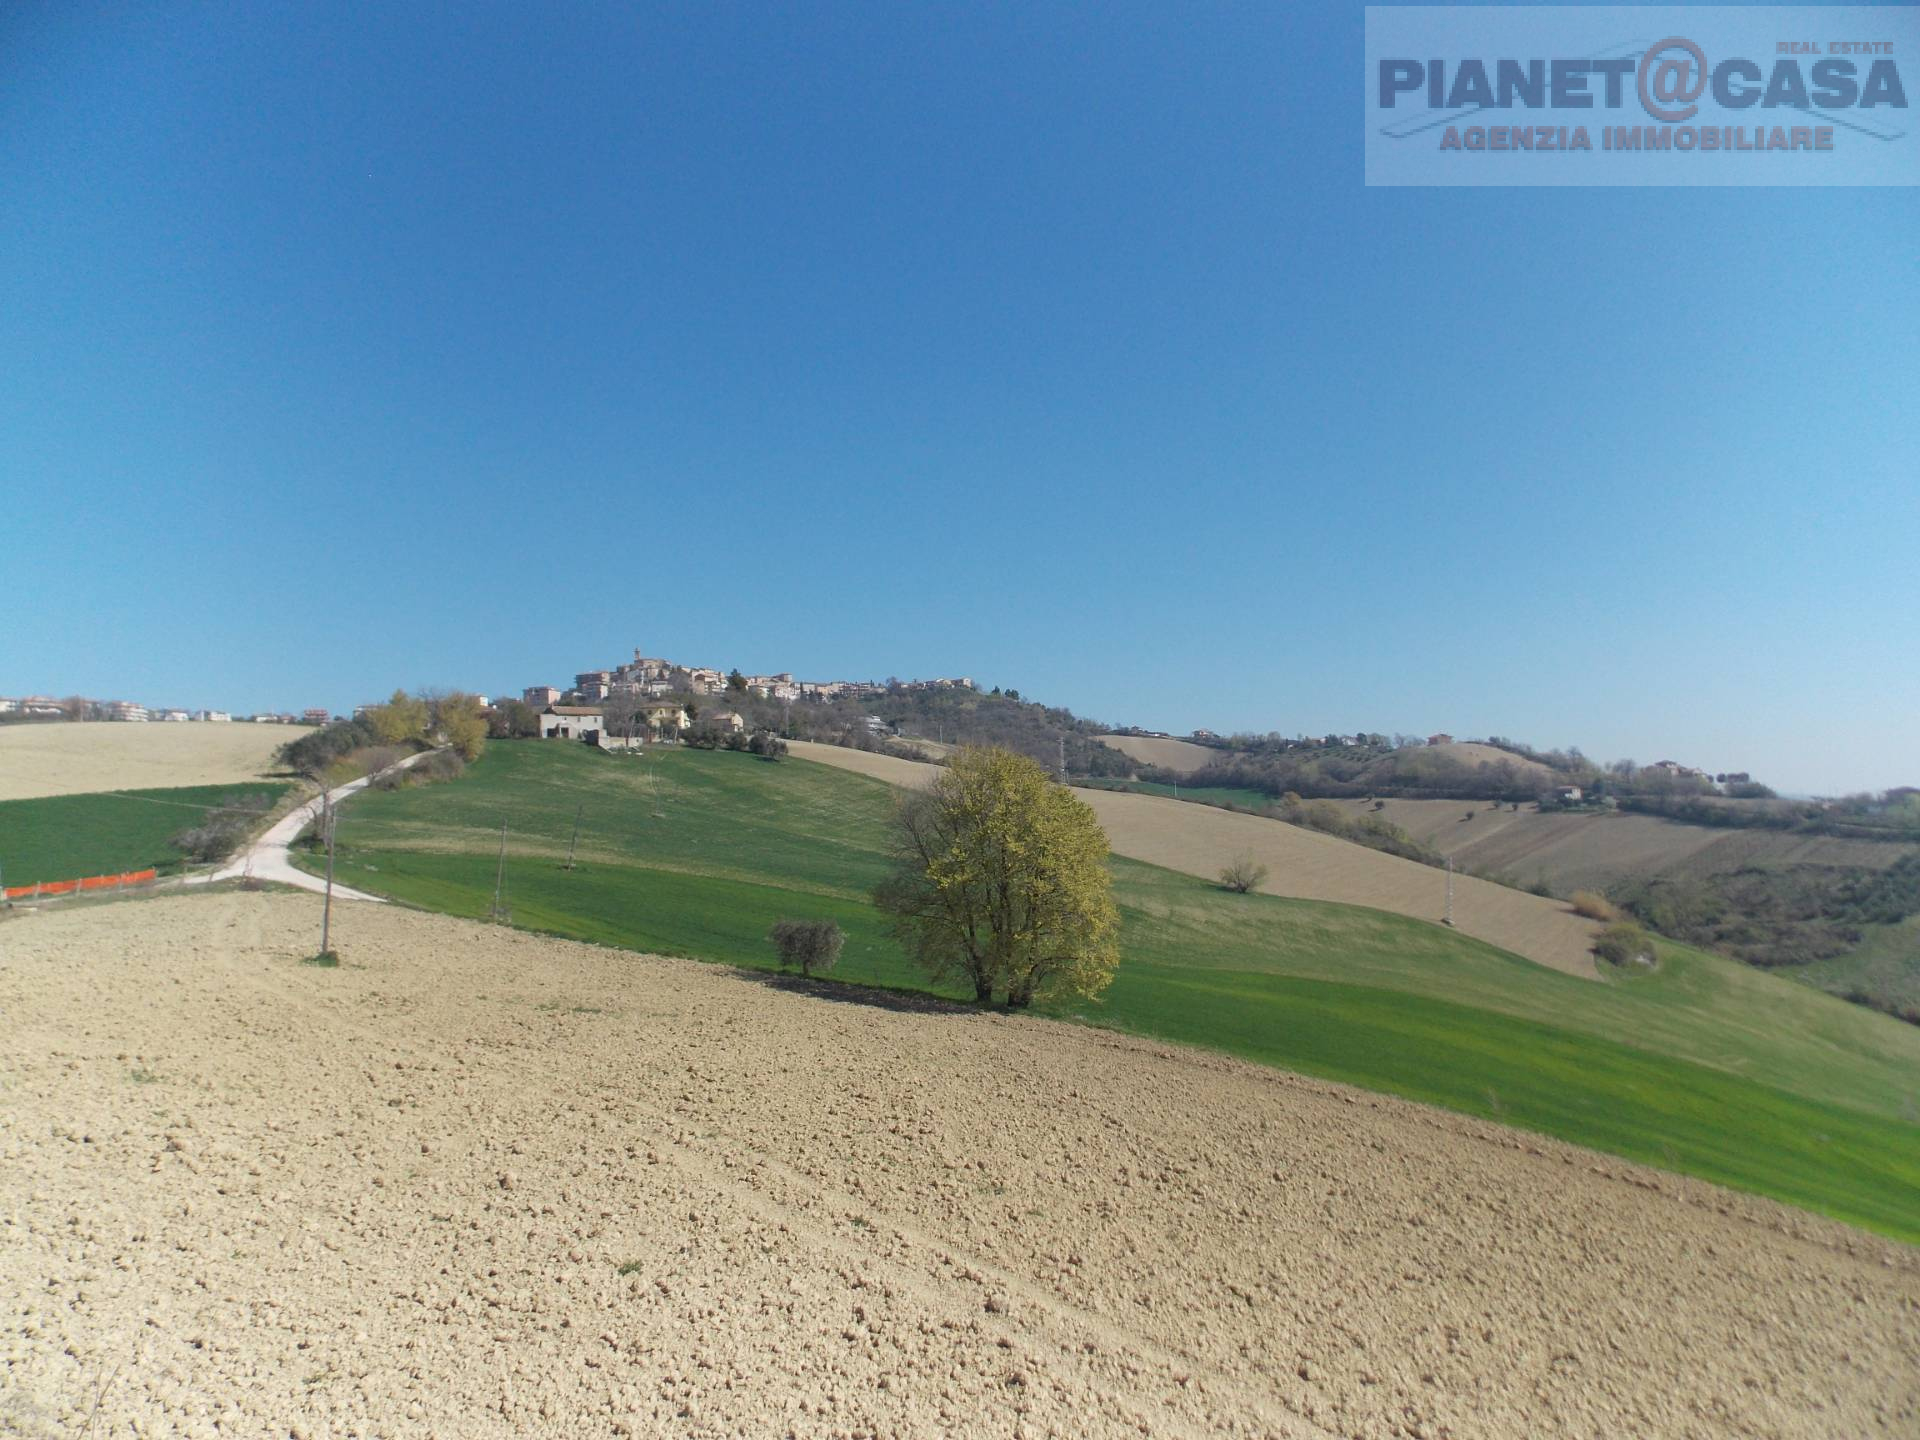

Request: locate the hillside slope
(0, 721), (292, 800)
(7, 891), (1913, 1437)
(792, 742), (1601, 978)
(1427, 740), (1557, 779)
(295, 740), (1920, 1232)
(1094, 734), (1219, 775)
(1336, 797), (1909, 893)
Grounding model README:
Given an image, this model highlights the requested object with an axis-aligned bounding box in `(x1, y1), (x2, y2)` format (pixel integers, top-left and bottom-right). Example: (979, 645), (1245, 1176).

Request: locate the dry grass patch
(0, 722), (293, 800)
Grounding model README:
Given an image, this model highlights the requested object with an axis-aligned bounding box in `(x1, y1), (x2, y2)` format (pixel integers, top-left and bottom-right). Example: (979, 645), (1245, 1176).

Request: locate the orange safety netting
(5, 868), (159, 899)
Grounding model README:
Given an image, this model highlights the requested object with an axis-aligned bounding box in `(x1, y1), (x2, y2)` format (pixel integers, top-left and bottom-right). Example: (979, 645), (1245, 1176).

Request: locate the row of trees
(277, 690), (487, 779)
(364, 689), (488, 760)
(656, 683), (1135, 779)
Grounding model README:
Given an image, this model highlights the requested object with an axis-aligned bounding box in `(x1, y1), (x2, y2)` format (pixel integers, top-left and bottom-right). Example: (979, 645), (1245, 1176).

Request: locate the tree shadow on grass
(730, 967), (983, 1018)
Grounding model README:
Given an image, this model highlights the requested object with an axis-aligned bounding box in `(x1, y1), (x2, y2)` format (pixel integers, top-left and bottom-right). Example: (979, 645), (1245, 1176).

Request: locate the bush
(361, 746), (408, 788)
(1570, 890), (1618, 922)
(1593, 922), (1655, 967)
(277, 717), (377, 778)
(169, 792), (274, 864)
(1218, 856), (1269, 893)
(418, 749), (466, 783)
(768, 919), (844, 977)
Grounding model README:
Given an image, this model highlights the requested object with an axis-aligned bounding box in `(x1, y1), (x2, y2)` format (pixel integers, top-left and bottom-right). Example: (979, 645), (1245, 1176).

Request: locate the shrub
(768, 919), (845, 977)
(277, 716), (377, 778)
(1593, 922), (1655, 967)
(1218, 856), (1269, 893)
(361, 746), (408, 788)
(1570, 890), (1618, 922)
(1301, 799), (1348, 833)
(169, 792), (273, 864)
(418, 749), (466, 783)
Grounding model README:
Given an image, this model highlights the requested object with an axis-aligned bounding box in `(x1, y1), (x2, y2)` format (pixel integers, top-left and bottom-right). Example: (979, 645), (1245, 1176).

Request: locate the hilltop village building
(521, 644), (940, 716)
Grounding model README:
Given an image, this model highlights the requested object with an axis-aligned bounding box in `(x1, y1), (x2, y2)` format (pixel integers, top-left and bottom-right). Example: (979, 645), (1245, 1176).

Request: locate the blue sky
(2, 3), (1914, 794)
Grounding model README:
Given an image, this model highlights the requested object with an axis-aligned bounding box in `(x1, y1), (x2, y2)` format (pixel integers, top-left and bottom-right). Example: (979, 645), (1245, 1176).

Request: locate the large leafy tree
(432, 691), (489, 761)
(874, 746), (1119, 1007)
(369, 689), (428, 746)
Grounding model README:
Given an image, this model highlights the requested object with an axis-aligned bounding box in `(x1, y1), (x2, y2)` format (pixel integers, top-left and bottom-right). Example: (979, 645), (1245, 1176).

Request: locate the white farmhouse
(539, 704), (607, 745)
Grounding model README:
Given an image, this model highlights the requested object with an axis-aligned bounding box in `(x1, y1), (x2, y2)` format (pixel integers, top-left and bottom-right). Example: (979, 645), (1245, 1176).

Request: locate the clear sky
(2, 3), (1914, 795)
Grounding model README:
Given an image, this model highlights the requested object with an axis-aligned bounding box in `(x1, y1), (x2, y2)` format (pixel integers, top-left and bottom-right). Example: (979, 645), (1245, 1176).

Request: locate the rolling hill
(1094, 734), (1220, 775)
(796, 742), (1601, 977)
(293, 739), (1920, 1239)
(1334, 796), (1910, 893)
(0, 720), (292, 801)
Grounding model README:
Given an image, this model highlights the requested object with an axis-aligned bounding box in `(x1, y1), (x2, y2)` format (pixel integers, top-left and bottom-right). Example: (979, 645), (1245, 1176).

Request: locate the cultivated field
(1335, 796), (1910, 893)
(794, 743), (1602, 979)
(300, 741), (1920, 1233)
(1425, 740), (1556, 779)
(0, 782), (289, 886)
(3, 889), (1914, 1438)
(1094, 733), (1219, 774)
(0, 722), (294, 801)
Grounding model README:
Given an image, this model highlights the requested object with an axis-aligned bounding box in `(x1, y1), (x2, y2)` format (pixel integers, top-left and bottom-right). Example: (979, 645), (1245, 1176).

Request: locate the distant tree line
(1160, 749), (1551, 804)
(1607, 853), (1920, 986)
(687, 683), (1135, 779)
(277, 689), (487, 779)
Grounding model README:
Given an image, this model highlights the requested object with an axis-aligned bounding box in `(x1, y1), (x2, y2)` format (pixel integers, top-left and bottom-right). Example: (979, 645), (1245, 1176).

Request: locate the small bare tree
(1218, 855), (1269, 893)
(602, 692), (644, 748)
(769, 919), (845, 978)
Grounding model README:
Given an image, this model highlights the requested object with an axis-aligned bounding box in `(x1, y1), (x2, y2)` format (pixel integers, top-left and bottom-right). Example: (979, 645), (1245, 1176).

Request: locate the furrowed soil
(3, 890), (1915, 1439)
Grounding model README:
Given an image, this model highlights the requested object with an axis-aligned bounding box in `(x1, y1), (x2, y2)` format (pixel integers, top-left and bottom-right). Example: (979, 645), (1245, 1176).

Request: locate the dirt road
(189, 751), (432, 901)
(2, 891), (1912, 1437)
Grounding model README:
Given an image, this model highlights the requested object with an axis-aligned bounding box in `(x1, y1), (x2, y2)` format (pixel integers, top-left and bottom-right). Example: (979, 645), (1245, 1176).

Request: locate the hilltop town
(518, 647), (973, 708)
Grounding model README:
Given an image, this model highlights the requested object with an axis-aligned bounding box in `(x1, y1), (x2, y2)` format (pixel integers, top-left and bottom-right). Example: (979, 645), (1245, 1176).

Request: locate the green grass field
(1796, 913), (1920, 1017)
(1074, 776), (1275, 810)
(300, 740), (1920, 1242)
(0, 782), (289, 886)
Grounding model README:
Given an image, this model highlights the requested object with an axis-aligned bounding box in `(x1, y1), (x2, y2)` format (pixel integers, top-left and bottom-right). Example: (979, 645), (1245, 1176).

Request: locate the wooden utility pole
(1443, 854), (1455, 927)
(320, 787), (337, 953)
(1058, 735), (1066, 783)
(488, 821), (510, 923)
(564, 803), (583, 870)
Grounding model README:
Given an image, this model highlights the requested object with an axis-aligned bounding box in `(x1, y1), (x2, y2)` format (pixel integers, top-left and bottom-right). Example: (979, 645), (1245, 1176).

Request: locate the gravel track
(1, 891), (1914, 1438)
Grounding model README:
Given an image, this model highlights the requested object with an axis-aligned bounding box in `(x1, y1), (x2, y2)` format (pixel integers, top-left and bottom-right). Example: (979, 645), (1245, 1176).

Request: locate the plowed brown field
(2, 890), (1913, 1437)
